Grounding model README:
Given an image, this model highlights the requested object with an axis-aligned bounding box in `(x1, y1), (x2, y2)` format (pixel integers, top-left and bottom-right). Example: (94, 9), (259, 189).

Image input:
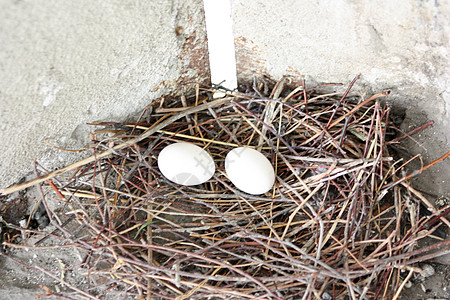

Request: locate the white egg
(225, 147), (275, 195)
(158, 142), (215, 186)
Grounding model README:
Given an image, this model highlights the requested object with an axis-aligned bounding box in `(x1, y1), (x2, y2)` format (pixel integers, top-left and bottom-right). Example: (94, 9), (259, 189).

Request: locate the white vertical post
(203, 0), (238, 97)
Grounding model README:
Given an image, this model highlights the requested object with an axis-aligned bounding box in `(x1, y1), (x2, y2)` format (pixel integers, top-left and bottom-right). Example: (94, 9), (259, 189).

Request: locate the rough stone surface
(232, 0), (450, 196)
(0, 0), (209, 189)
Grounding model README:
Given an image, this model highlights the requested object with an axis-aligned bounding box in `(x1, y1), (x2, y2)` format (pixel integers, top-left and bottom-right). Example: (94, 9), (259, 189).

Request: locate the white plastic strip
(203, 0), (238, 96)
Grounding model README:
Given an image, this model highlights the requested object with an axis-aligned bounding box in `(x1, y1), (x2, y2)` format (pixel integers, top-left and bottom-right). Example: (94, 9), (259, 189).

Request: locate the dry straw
(2, 77), (449, 299)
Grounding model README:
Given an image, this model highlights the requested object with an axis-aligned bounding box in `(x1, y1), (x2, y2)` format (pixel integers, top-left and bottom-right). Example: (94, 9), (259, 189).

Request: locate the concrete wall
(1, 0), (449, 195)
(0, 0), (209, 188)
(232, 0), (450, 195)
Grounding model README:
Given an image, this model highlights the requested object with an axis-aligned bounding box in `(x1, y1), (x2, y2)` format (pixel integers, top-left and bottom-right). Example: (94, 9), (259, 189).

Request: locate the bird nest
(3, 77), (449, 299)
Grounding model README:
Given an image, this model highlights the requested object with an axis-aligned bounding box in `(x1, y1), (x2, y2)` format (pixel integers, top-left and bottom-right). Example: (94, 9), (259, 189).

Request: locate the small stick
(181, 94), (195, 136)
(45, 179), (67, 201)
(337, 116), (351, 152)
(392, 270), (413, 300)
(34, 266), (98, 300)
(301, 76), (308, 115)
(146, 156), (153, 300)
(388, 120), (434, 144)
(325, 74), (360, 130)
(154, 106), (193, 113)
(401, 182), (450, 229)
(382, 151), (450, 190)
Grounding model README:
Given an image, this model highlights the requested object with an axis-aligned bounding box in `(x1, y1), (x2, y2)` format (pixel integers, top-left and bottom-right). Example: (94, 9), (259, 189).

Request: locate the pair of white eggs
(157, 142), (275, 195)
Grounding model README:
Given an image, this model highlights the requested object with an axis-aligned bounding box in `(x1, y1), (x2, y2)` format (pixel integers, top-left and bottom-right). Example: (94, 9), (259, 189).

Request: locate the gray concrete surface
(232, 0), (450, 196)
(1, 0), (449, 297)
(0, 0), (209, 189)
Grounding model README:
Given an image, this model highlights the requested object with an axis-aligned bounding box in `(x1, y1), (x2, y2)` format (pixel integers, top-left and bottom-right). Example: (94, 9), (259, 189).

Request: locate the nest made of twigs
(4, 77), (450, 299)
